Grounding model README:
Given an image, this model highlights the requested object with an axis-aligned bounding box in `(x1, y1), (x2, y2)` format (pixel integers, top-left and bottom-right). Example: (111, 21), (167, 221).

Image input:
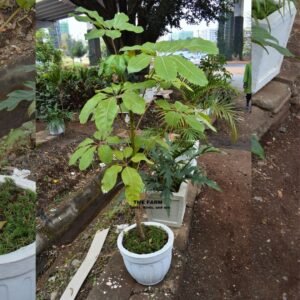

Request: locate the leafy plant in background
(36, 29), (63, 67)
(144, 140), (220, 209)
(70, 7), (220, 240)
(70, 40), (88, 62)
(182, 54), (239, 141)
(37, 65), (107, 116)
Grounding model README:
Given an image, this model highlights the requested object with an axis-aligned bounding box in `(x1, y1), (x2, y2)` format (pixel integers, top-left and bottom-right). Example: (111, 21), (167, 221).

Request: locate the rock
(71, 259), (81, 268)
(48, 276), (56, 283)
(50, 291), (58, 300)
(257, 161), (266, 166)
(254, 196), (263, 202)
(282, 276), (288, 281)
(252, 81), (291, 114)
(282, 292), (288, 300)
(279, 126), (287, 133)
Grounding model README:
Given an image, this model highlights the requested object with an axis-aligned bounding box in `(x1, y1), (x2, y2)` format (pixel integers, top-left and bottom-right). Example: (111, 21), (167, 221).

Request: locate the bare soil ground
(0, 2), (34, 68)
(177, 112), (300, 299)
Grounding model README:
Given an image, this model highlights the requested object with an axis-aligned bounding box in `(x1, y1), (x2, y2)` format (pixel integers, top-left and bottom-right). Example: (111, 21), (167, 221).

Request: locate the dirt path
(177, 113), (300, 299)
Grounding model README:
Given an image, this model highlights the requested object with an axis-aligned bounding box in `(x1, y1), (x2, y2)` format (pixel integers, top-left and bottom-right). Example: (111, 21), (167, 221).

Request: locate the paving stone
(276, 60), (300, 86)
(87, 252), (135, 300)
(36, 130), (57, 146)
(253, 81), (291, 114)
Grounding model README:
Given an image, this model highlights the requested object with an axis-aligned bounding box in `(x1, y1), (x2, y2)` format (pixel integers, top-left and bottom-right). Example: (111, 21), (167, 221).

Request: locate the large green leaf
(123, 147), (133, 158)
(120, 42), (156, 54)
(127, 53), (152, 74)
(79, 93), (106, 124)
(74, 7), (106, 27)
(106, 12), (143, 33)
(185, 38), (218, 54)
(105, 30), (122, 39)
(122, 91), (146, 115)
(131, 153), (153, 164)
(94, 97), (119, 138)
(85, 29), (105, 40)
(170, 55), (208, 86)
(155, 40), (186, 53)
(101, 165), (122, 193)
(154, 56), (177, 81)
(69, 145), (91, 166)
(121, 167), (144, 206)
(98, 145), (113, 163)
(79, 146), (96, 170)
(185, 115), (205, 133)
(124, 80), (157, 91)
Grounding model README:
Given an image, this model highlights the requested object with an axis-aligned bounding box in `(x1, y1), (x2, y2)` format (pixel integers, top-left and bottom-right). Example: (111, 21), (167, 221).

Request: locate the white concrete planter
(145, 181), (189, 228)
(117, 222), (174, 285)
(0, 176), (36, 300)
(146, 146), (198, 228)
(252, 2), (297, 94)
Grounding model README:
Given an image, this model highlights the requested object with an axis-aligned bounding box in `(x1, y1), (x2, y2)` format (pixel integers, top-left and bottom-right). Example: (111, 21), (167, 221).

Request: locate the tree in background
(36, 29), (62, 67)
(69, 0), (233, 53)
(70, 40), (87, 62)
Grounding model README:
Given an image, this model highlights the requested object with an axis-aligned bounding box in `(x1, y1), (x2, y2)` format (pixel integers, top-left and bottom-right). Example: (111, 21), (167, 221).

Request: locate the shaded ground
(177, 113), (300, 299)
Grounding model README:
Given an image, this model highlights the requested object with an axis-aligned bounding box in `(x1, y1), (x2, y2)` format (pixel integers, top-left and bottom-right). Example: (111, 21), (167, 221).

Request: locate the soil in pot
(0, 178), (36, 254)
(123, 225), (168, 254)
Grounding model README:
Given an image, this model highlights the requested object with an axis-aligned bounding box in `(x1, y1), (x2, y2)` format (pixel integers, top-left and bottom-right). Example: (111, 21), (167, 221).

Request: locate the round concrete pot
(117, 222), (174, 285)
(0, 175), (36, 300)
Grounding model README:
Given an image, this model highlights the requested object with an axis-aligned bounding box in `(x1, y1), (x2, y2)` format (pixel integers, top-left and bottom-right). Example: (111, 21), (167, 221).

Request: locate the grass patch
(0, 178), (36, 255)
(123, 225), (168, 254)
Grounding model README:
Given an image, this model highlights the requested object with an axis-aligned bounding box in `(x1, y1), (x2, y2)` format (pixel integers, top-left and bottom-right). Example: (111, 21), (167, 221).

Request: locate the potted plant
(0, 176), (36, 300)
(70, 7), (219, 285)
(252, 0), (297, 93)
(143, 140), (219, 227)
(42, 104), (72, 135)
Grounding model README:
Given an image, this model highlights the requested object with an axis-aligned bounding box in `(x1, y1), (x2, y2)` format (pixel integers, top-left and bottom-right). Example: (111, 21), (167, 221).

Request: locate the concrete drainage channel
(36, 170), (122, 274)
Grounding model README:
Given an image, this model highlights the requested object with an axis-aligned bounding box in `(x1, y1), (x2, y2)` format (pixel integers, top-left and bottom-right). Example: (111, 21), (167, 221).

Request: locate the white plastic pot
(252, 2), (297, 94)
(117, 222), (174, 285)
(0, 175), (36, 300)
(48, 121), (65, 135)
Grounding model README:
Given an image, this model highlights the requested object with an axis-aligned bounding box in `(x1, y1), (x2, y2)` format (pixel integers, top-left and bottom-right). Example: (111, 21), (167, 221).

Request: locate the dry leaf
(277, 190), (283, 199)
(0, 221), (7, 230)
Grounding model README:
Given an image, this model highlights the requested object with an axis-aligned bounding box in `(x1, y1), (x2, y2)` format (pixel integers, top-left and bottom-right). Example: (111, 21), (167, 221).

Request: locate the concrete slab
(86, 183), (199, 300)
(36, 130), (57, 146)
(252, 81), (291, 114)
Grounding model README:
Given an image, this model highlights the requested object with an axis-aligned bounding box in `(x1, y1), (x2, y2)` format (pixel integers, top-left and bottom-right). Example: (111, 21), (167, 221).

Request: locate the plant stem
(135, 207), (145, 240)
(129, 111), (145, 240)
(0, 7), (21, 31)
